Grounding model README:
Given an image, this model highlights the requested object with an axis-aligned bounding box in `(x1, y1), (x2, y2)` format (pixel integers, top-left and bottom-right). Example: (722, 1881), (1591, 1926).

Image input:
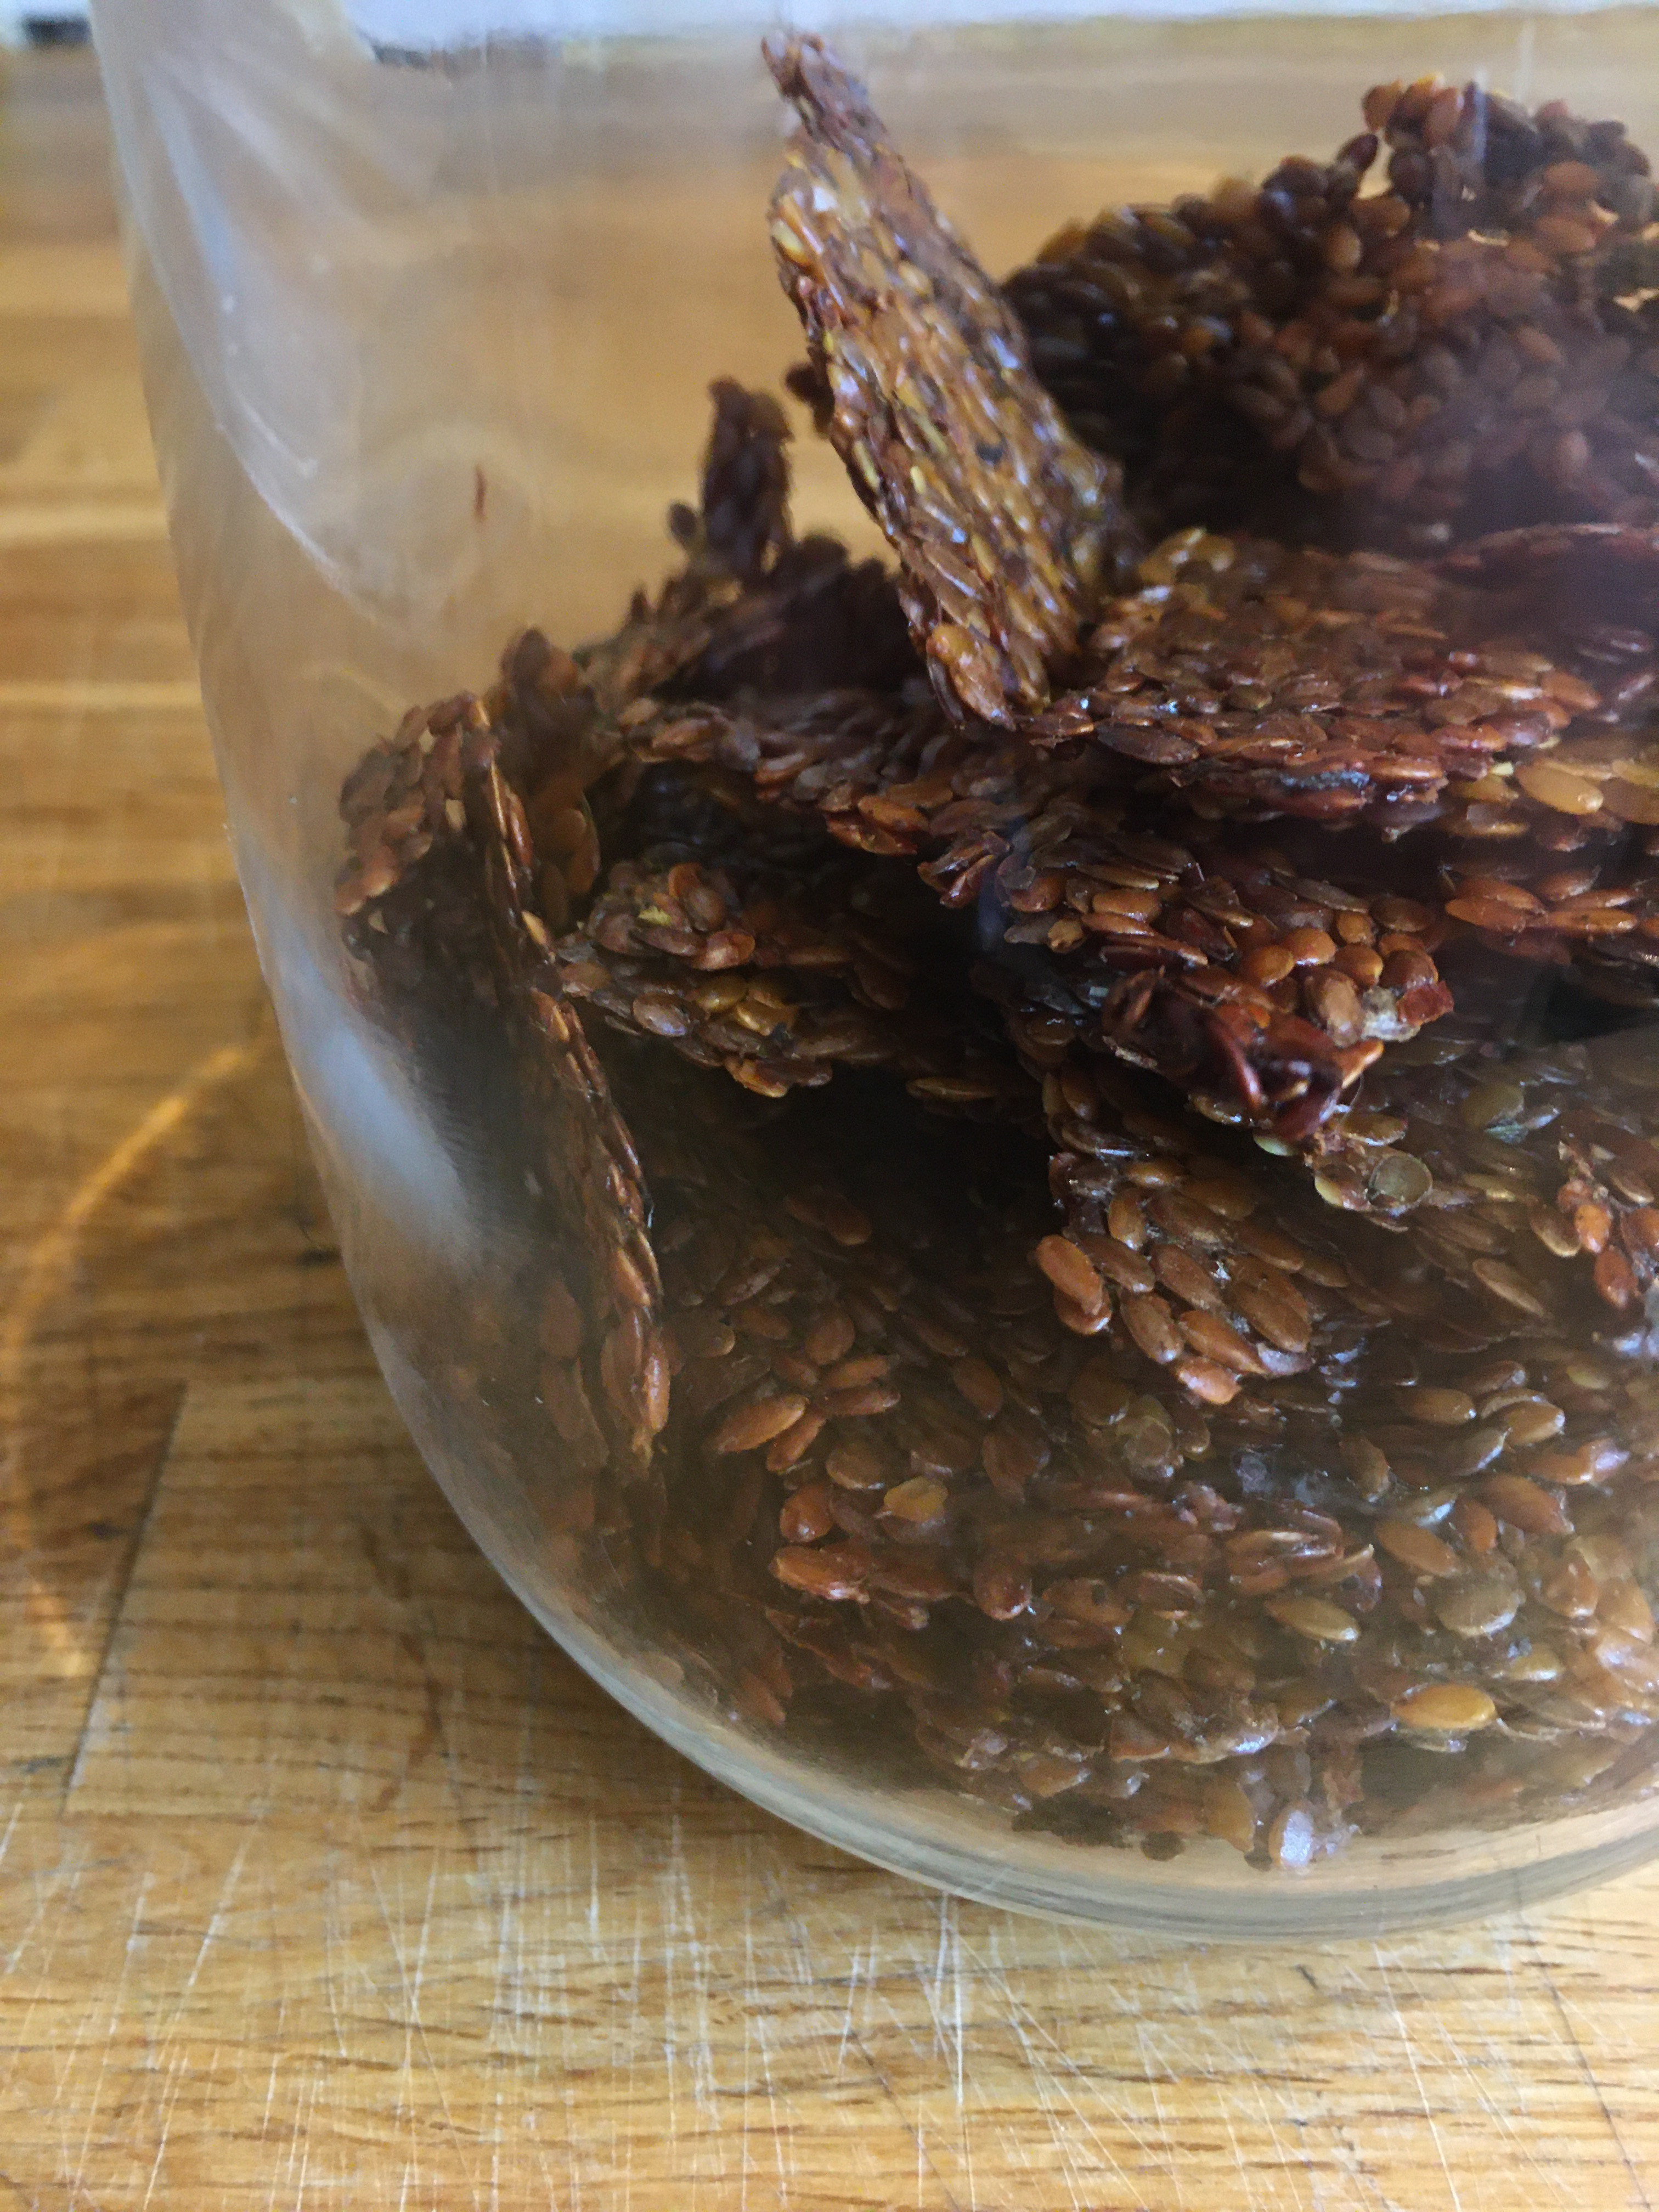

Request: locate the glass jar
(93, 0), (1659, 1936)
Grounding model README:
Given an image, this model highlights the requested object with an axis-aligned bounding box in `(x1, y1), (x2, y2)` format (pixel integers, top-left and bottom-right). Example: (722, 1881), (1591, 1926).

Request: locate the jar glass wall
(92, 0), (1659, 1935)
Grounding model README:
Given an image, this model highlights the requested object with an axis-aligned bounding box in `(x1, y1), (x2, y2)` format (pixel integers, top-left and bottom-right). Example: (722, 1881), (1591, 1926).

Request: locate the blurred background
(1, 10), (88, 41)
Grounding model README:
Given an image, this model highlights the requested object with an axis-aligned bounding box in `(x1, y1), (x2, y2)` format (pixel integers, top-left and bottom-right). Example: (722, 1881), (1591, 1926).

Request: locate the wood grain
(5, 40), (1659, 2212)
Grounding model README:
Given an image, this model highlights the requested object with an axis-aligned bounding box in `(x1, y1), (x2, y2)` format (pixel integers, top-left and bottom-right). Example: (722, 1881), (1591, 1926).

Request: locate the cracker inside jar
(336, 36), (1659, 1875)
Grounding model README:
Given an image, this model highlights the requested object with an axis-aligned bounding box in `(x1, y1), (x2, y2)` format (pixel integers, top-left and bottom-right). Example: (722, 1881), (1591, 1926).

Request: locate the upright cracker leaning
(765, 35), (1136, 725)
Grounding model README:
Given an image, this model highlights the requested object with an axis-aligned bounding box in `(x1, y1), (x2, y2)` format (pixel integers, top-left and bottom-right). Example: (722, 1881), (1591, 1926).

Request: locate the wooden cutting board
(4, 42), (1659, 2212)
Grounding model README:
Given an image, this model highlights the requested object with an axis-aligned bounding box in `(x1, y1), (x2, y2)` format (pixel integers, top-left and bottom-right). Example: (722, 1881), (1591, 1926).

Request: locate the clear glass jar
(93, 0), (1659, 1936)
